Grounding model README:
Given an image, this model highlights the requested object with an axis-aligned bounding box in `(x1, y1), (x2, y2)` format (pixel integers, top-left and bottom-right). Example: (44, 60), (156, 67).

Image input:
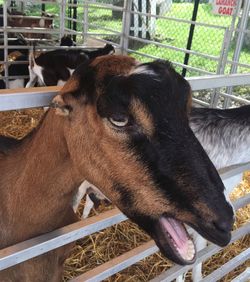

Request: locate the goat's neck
(0, 111), (82, 246)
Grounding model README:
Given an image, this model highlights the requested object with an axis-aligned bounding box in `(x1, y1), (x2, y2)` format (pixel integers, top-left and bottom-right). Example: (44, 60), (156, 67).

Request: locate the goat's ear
(51, 95), (72, 116)
(51, 75), (81, 116)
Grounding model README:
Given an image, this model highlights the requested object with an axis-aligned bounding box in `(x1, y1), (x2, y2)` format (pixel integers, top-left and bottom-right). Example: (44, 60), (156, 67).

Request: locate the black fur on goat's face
(52, 55), (234, 265)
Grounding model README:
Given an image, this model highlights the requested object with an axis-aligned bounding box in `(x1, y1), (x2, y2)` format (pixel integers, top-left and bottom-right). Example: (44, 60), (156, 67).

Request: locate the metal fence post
(60, 0), (66, 39)
(210, 0), (243, 108)
(210, 27), (230, 108)
(223, 0), (250, 108)
(3, 0), (9, 89)
(182, 0), (200, 77)
(83, 1), (88, 45)
(120, 0), (132, 55)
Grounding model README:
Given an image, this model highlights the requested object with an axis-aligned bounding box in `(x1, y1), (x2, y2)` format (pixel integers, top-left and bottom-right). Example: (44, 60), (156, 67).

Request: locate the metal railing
(1, 73), (250, 111)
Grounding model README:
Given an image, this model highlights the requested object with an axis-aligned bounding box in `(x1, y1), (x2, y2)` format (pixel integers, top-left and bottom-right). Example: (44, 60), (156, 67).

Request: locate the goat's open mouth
(153, 216), (196, 265)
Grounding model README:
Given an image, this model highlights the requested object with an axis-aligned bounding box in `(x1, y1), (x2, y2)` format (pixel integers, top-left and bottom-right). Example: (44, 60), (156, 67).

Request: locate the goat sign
(212, 0), (237, 16)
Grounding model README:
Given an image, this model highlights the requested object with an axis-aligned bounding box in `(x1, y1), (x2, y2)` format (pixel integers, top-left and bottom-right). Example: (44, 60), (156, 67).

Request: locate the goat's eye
(108, 116), (129, 127)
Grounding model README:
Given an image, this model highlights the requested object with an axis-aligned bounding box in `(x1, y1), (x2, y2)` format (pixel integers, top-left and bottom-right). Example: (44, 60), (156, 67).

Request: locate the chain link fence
(78, 0), (250, 77)
(78, 0), (250, 108)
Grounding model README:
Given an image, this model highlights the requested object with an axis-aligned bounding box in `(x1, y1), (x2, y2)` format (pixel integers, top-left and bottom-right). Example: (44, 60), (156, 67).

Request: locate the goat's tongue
(159, 217), (195, 261)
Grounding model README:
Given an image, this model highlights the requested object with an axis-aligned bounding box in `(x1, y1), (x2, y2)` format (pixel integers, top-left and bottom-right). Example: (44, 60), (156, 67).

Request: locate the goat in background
(26, 42), (115, 87)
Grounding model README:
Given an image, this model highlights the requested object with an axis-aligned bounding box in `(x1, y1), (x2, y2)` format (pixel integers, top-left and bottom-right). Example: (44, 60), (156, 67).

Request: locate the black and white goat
(0, 35), (70, 89)
(26, 43), (115, 87)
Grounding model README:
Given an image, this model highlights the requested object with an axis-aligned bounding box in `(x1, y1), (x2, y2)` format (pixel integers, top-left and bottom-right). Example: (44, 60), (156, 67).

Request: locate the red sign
(212, 0), (237, 16)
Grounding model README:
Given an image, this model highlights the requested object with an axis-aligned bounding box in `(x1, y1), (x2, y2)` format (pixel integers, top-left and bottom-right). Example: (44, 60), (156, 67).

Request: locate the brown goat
(0, 55), (234, 281)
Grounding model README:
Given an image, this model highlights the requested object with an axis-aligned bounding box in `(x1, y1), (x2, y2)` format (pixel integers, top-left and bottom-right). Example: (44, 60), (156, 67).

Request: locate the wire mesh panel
(77, 0), (250, 78)
(72, 0), (250, 109)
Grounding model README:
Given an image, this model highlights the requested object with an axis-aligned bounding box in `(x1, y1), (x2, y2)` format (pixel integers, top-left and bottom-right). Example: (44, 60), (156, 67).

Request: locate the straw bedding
(0, 109), (249, 282)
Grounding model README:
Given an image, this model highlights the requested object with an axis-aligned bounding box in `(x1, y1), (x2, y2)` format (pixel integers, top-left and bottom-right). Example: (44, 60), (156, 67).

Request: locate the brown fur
(0, 55), (231, 280)
(90, 55), (137, 81)
(0, 55), (151, 281)
(130, 98), (154, 137)
(60, 76), (79, 96)
(0, 112), (79, 281)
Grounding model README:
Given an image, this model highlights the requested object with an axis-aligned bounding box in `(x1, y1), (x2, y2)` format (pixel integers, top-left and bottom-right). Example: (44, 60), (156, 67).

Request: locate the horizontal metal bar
(0, 27), (59, 34)
(2, 15), (54, 21)
(67, 1), (125, 12)
(12, 0), (61, 4)
(218, 91), (250, 105)
(231, 267), (250, 282)
(0, 86), (59, 111)
(201, 248), (250, 282)
(150, 223), (250, 282)
(233, 193), (250, 210)
(189, 73), (250, 91)
(129, 10), (227, 30)
(0, 27), (80, 35)
(219, 163), (250, 180)
(87, 23), (121, 34)
(64, 16), (83, 24)
(0, 208), (127, 271)
(128, 35), (221, 62)
(87, 32), (121, 37)
(0, 74), (250, 111)
(71, 241), (158, 282)
(0, 45), (103, 50)
(227, 59), (250, 69)
(192, 98), (210, 107)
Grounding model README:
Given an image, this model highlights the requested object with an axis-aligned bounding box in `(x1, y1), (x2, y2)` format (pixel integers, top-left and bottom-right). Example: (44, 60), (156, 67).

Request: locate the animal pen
(0, 0), (250, 281)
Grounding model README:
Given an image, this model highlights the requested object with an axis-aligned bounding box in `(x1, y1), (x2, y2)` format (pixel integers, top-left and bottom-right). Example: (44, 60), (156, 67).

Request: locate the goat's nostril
(213, 219), (233, 233)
